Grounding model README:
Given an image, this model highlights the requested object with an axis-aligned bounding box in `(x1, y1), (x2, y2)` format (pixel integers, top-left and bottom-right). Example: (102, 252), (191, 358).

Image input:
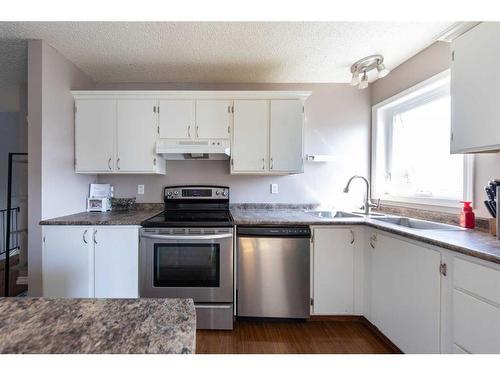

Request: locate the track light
(358, 72), (369, 90)
(349, 54), (389, 89)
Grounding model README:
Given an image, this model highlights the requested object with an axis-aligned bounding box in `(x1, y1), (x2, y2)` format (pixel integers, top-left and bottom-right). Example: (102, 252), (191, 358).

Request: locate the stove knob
(222, 191), (228, 197)
(174, 191), (179, 196)
(167, 191), (172, 196)
(216, 191), (221, 196)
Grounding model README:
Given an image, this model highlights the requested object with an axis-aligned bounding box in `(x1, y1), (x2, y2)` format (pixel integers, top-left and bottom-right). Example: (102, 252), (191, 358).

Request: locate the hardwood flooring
(196, 319), (397, 354)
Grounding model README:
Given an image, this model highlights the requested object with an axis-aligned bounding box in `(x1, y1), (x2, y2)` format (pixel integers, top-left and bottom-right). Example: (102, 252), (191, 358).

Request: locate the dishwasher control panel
(237, 226), (311, 238)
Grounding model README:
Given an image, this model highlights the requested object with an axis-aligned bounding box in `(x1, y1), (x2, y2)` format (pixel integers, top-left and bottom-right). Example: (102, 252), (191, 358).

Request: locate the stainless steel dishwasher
(236, 226), (311, 319)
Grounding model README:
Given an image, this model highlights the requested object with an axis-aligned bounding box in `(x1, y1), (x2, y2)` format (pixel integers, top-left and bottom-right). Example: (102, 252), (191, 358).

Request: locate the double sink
(307, 210), (465, 231)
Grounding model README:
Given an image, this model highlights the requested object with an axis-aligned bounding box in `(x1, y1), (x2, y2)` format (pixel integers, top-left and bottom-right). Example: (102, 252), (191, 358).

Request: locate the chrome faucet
(343, 175), (380, 215)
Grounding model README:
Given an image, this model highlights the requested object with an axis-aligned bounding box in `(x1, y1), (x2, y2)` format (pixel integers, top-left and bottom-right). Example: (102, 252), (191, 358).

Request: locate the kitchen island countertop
(0, 298), (196, 354)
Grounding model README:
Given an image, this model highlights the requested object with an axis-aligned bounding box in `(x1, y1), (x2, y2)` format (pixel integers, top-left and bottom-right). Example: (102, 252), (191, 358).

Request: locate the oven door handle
(141, 233), (233, 240)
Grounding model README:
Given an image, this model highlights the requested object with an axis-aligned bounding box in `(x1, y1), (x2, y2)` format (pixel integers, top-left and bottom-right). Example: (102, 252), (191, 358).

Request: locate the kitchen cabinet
(74, 99), (166, 174)
(42, 225), (139, 298)
(231, 99), (304, 174)
(158, 100), (195, 139)
(43, 226), (94, 298)
(116, 99), (160, 173)
(94, 226), (139, 298)
(451, 22), (500, 153)
(231, 100), (269, 172)
(311, 227), (355, 314)
(75, 100), (115, 172)
(452, 257), (500, 353)
(369, 231), (441, 353)
(196, 100), (232, 139)
(270, 100), (304, 173)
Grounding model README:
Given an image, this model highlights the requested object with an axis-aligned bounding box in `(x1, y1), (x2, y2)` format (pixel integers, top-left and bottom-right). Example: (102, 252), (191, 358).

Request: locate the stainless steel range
(140, 186), (234, 330)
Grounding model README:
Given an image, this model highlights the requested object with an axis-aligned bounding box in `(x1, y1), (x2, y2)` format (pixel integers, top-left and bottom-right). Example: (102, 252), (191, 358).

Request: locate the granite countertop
(0, 298), (196, 354)
(40, 209), (163, 226)
(230, 208), (500, 265)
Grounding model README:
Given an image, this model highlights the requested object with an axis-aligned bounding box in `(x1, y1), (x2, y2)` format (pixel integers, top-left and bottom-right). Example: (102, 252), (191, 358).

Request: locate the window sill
(377, 197), (462, 215)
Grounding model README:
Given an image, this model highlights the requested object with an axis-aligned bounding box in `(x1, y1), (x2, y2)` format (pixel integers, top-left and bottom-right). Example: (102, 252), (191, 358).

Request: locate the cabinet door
(116, 99), (157, 172)
(312, 227), (355, 314)
(370, 232), (441, 353)
(270, 100), (304, 173)
(43, 226), (93, 298)
(232, 100), (269, 172)
(195, 100), (232, 139)
(75, 99), (115, 172)
(451, 22), (500, 153)
(94, 227), (139, 298)
(158, 100), (194, 139)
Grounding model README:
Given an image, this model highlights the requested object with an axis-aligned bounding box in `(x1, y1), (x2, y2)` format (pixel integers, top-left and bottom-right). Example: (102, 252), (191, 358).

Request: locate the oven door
(140, 228), (233, 302)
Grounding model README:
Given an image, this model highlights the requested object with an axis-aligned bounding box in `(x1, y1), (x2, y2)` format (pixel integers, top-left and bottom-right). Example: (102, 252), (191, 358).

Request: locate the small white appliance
(156, 139), (230, 160)
(87, 184), (113, 212)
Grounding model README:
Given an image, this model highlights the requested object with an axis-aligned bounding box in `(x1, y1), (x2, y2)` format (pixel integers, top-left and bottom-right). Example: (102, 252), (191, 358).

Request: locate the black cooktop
(142, 210), (234, 228)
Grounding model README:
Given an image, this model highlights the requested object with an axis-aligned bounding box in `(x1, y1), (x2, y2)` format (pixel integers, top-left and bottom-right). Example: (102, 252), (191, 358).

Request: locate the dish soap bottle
(459, 201), (475, 229)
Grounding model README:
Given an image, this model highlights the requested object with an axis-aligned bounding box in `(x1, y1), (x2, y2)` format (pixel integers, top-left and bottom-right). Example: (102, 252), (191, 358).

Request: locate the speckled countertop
(0, 298), (196, 354)
(230, 208), (500, 265)
(40, 209), (163, 226)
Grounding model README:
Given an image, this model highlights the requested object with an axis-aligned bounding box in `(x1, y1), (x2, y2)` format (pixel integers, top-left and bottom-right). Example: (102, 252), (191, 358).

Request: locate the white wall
(96, 83), (371, 208)
(371, 41), (500, 218)
(27, 40), (95, 296)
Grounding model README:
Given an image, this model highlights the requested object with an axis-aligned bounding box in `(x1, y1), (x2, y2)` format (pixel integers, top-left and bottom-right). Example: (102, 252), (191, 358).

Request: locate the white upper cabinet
(75, 100), (115, 172)
(116, 99), (159, 173)
(196, 100), (232, 139)
(312, 227), (355, 315)
(158, 99), (195, 139)
(232, 100), (269, 172)
(270, 100), (304, 173)
(451, 22), (500, 153)
(370, 232), (441, 353)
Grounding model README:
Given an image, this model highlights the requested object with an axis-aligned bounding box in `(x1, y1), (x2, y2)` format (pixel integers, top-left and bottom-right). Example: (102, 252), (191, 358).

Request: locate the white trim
(371, 69), (473, 210)
(72, 90), (312, 101)
(435, 22), (481, 42)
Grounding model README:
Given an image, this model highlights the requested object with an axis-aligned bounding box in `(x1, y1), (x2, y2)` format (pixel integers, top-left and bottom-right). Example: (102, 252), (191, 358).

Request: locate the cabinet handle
(93, 229), (98, 244)
(153, 158), (156, 166)
(82, 230), (88, 244)
(108, 157), (112, 170)
(228, 105), (231, 113)
(262, 158), (265, 170)
(350, 230), (355, 244)
(369, 233), (377, 249)
(188, 125), (191, 138)
(116, 158), (120, 170)
(196, 126), (199, 138)
(270, 158), (274, 170)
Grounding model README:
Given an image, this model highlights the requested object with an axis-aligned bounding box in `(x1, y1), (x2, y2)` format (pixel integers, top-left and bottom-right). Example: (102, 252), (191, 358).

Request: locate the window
(372, 70), (473, 208)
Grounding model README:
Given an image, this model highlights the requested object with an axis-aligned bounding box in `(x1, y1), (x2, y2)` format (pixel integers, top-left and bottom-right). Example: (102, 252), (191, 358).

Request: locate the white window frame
(371, 70), (474, 209)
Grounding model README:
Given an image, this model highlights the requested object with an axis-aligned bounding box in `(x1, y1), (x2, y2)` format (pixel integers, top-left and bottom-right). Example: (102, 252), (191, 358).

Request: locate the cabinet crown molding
(71, 90), (312, 101)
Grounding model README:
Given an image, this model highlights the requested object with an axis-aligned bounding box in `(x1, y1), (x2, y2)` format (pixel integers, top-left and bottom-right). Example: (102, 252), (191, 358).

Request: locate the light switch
(271, 184), (278, 194)
(138, 185), (145, 195)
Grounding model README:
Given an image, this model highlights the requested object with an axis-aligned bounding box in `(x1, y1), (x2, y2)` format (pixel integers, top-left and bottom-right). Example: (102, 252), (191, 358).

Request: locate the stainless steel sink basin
(307, 211), (363, 219)
(373, 217), (465, 231)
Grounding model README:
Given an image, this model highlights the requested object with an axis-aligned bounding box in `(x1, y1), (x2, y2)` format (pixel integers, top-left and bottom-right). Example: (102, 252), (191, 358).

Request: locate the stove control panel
(164, 186), (229, 200)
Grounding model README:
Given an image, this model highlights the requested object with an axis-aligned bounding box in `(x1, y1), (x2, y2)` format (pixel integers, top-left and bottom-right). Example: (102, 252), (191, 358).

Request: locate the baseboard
(309, 315), (364, 322)
(359, 316), (403, 354)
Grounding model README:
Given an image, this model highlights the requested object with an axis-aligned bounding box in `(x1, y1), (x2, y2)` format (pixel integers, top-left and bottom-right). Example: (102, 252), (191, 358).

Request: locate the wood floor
(196, 319), (397, 354)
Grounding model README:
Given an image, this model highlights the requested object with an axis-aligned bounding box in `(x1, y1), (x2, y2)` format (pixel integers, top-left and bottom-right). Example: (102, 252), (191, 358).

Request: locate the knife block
(497, 186), (499, 240)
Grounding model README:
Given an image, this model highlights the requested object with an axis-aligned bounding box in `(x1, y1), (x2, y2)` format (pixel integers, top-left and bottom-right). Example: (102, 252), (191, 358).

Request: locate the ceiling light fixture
(349, 54), (390, 89)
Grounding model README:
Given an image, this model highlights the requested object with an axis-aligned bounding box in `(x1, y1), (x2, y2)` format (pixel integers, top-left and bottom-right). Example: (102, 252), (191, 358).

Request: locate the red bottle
(459, 201), (475, 229)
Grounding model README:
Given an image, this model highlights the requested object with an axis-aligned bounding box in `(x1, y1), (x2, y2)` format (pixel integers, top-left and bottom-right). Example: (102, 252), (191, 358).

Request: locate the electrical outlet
(271, 183), (279, 194)
(138, 185), (145, 195)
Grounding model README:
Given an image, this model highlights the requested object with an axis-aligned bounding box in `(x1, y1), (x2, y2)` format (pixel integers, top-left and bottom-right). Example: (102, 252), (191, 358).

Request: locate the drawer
(454, 258), (500, 305)
(453, 289), (500, 353)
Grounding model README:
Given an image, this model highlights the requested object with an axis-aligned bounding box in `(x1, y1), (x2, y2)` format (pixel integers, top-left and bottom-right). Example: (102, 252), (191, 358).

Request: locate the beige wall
(371, 41), (500, 218)
(97, 82), (371, 208)
(27, 40), (95, 296)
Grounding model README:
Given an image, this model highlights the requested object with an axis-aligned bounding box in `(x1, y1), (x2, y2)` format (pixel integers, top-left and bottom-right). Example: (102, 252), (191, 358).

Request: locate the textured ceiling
(0, 22), (453, 83)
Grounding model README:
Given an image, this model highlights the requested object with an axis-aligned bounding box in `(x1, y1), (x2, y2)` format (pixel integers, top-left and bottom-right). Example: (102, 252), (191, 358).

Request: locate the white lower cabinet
(369, 231), (442, 353)
(43, 225), (139, 298)
(311, 227), (355, 314)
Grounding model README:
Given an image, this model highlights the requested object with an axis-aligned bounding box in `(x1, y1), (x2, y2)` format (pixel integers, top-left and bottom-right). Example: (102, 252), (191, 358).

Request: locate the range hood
(156, 139), (231, 160)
